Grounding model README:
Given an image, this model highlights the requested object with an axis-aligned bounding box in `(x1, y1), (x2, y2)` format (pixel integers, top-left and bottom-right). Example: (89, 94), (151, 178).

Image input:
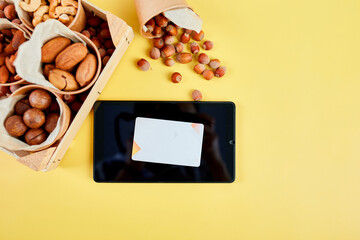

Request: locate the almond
(55, 43), (88, 71)
(41, 37), (71, 63)
(0, 65), (9, 83)
(11, 30), (26, 51)
(75, 53), (97, 87)
(5, 56), (15, 74)
(49, 69), (79, 91)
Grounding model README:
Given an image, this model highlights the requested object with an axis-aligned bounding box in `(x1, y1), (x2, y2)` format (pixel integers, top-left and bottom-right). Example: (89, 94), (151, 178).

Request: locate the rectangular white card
(132, 117), (204, 167)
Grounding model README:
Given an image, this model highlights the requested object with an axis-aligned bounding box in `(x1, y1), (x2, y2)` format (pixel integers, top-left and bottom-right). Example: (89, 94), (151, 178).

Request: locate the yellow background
(1, 0), (360, 239)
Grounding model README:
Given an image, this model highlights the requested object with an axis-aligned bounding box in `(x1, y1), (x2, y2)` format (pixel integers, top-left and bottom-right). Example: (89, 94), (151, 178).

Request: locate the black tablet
(93, 101), (235, 183)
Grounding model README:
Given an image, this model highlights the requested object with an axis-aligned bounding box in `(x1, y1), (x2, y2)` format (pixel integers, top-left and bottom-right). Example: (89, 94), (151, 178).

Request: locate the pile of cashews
(19, 0), (78, 27)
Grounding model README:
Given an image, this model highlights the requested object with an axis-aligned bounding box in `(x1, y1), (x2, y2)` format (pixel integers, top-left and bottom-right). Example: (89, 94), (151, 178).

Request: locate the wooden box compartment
(1, 0), (134, 171)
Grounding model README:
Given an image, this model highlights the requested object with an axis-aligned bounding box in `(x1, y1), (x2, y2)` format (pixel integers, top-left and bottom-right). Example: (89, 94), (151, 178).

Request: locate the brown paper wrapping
(134, 0), (191, 38)
(14, 0), (86, 32)
(0, 19), (31, 87)
(0, 85), (71, 152)
(13, 20), (101, 95)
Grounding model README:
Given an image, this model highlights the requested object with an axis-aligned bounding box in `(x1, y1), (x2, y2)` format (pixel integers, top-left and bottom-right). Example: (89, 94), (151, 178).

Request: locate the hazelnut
(23, 108), (45, 129)
(104, 40), (115, 49)
(209, 59), (221, 69)
(163, 35), (174, 45)
(179, 32), (190, 44)
(154, 14), (168, 28)
(63, 94), (76, 104)
(0, 86), (10, 97)
(98, 48), (106, 58)
(9, 84), (22, 93)
(99, 28), (111, 39)
(215, 66), (226, 78)
(202, 41), (214, 50)
(165, 24), (178, 36)
(44, 113), (59, 133)
(160, 44), (175, 58)
(152, 26), (162, 36)
(91, 37), (102, 48)
(15, 98), (31, 115)
(49, 101), (60, 113)
(176, 53), (192, 64)
(103, 56), (110, 66)
(192, 90), (202, 101)
(191, 30), (204, 41)
(107, 48), (115, 55)
(29, 89), (52, 110)
(171, 72), (182, 83)
(81, 30), (91, 39)
(202, 69), (214, 80)
(190, 42), (200, 54)
(149, 47), (160, 60)
(164, 58), (175, 67)
(175, 42), (184, 53)
(137, 58), (150, 71)
(70, 101), (82, 113)
(193, 64), (205, 74)
(25, 128), (48, 145)
(145, 18), (155, 32)
(153, 38), (164, 49)
(87, 16), (102, 27)
(198, 53), (210, 65)
(5, 115), (28, 137)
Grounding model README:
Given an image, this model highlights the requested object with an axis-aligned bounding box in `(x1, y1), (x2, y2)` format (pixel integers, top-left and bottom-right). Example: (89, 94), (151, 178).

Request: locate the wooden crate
(1, 0), (134, 171)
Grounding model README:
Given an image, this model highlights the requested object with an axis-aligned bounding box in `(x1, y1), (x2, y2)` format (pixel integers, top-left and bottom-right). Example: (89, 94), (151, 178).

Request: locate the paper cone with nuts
(13, 0), (86, 32)
(13, 20), (101, 95)
(0, 85), (71, 152)
(134, 0), (203, 38)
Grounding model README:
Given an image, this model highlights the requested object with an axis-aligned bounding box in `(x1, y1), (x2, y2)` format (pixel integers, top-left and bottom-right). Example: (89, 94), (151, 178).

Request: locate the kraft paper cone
(0, 85), (71, 152)
(0, 19), (31, 87)
(134, 0), (202, 38)
(13, 20), (101, 95)
(14, 0), (86, 32)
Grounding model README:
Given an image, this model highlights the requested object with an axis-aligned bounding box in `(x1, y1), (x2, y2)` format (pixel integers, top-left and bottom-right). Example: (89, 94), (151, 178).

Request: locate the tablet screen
(93, 101), (235, 183)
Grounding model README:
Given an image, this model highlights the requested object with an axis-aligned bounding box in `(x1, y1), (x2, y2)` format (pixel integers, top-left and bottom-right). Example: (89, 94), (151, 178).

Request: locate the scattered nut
(153, 38), (164, 49)
(192, 90), (202, 101)
(202, 40), (214, 50)
(164, 58), (175, 67)
(137, 58), (150, 71)
(63, 94), (76, 104)
(202, 69), (214, 80)
(179, 32), (190, 44)
(214, 66), (226, 78)
(176, 53), (192, 64)
(209, 59), (220, 69)
(163, 34), (174, 45)
(190, 42), (200, 54)
(160, 44), (175, 58)
(175, 42), (184, 53)
(149, 47), (160, 59)
(191, 30), (204, 41)
(171, 72), (182, 83)
(165, 24), (178, 36)
(145, 18), (155, 33)
(193, 64), (205, 74)
(198, 53), (210, 65)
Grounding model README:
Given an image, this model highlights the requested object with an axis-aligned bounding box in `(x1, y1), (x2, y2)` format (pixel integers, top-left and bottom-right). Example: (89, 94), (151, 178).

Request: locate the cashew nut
(58, 13), (70, 25)
(55, 6), (77, 16)
(49, 0), (59, 18)
(19, 0), (42, 12)
(42, 13), (50, 21)
(32, 16), (42, 27)
(34, 5), (49, 18)
(61, 0), (78, 8)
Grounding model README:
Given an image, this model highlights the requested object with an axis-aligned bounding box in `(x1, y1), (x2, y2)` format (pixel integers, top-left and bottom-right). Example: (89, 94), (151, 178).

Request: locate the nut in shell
(29, 89), (52, 110)
(49, 69), (79, 91)
(23, 108), (46, 129)
(5, 115), (28, 137)
(25, 128), (48, 145)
